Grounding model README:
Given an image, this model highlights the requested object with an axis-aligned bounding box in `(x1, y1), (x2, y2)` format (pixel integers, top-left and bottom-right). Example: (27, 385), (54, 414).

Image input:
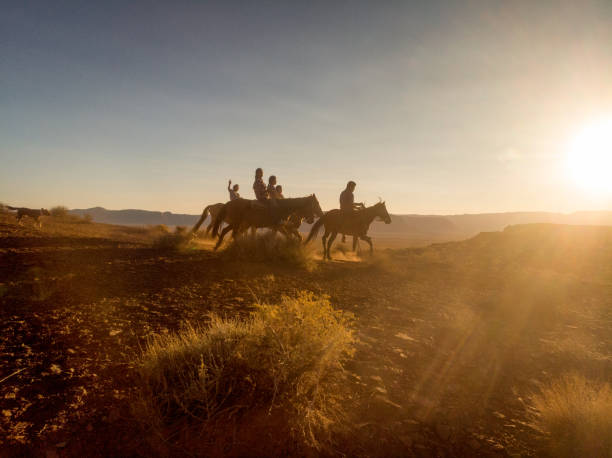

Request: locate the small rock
(435, 423), (451, 441)
(45, 450), (59, 458)
(468, 439), (481, 450)
(55, 441), (67, 448)
(402, 419), (421, 431)
(399, 435), (413, 448)
(86, 423), (93, 432)
(108, 408), (120, 422)
(412, 433), (426, 445)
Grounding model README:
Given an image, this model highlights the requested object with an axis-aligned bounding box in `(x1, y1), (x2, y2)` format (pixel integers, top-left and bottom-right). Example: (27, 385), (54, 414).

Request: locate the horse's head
(310, 194), (324, 218)
(375, 201), (391, 224)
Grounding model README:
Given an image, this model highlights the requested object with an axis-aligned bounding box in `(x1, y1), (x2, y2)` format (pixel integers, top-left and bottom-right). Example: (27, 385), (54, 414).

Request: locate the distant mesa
(69, 207), (612, 238)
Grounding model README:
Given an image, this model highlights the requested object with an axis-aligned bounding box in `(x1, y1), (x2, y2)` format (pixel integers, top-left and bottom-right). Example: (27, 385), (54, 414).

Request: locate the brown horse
(191, 203), (225, 235)
(305, 201), (391, 260)
(282, 213), (310, 241)
(211, 195), (323, 250)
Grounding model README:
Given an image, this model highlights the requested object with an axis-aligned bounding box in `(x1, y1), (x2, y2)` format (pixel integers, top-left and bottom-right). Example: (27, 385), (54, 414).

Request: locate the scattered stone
(468, 439), (481, 450)
(402, 419), (421, 431)
(493, 411), (506, 419)
(435, 423), (451, 441)
(398, 435), (413, 448)
(45, 450), (59, 458)
(395, 332), (416, 341)
(108, 408), (120, 422)
(86, 423), (93, 432)
(55, 441), (67, 448)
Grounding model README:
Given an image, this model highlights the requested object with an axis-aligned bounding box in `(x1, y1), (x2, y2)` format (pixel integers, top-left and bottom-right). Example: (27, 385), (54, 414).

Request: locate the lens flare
(567, 118), (612, 192)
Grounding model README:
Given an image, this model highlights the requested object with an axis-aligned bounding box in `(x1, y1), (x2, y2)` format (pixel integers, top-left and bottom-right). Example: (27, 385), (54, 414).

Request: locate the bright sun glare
(567, 118), (612, 193)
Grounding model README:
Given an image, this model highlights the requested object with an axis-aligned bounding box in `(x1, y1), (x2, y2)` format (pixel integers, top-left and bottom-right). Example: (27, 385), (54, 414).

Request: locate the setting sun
(567, 118), (612, 192)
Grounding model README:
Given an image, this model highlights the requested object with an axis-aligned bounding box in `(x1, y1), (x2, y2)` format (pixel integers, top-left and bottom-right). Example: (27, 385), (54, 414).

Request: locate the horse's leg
(352, 236), (359, 252)
(215, 225), (233, 251)
(361, 235), (373, 254)
(326, 232), (338, 260)
(205, 220), (214, 236)
(321, 229), (329, 259)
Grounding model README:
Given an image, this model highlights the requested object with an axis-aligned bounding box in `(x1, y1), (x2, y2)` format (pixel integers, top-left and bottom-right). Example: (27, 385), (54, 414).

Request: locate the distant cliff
(70, 207), (612, 237)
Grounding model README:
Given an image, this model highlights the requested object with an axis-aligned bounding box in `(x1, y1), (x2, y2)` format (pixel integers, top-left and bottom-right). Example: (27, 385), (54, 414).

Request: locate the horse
(211, 195), (323, 251)
(305, 201), (391, 260)
(191, 203), (225, 236)
(282, 213), (309, 241)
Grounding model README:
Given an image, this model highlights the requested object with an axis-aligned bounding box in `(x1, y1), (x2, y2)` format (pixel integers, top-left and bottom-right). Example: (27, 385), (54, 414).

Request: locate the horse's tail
(304, 215), (325, 245)
(211, 204), (227, 238)
(191, 204), (213, 233)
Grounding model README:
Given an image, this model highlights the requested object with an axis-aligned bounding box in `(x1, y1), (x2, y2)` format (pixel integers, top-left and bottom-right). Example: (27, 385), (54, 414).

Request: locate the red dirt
(2, 217), (611, 456)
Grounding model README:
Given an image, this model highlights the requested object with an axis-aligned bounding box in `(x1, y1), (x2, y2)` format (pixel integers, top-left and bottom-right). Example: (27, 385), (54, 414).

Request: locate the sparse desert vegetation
(134, 292), (354, 453)
(1, 215), (611, 456)
(221, 231), (316, 270)
(533, 373), (612, 458)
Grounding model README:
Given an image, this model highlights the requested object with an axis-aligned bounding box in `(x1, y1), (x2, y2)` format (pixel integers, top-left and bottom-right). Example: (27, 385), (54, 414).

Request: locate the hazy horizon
(2, 0), (611, 214)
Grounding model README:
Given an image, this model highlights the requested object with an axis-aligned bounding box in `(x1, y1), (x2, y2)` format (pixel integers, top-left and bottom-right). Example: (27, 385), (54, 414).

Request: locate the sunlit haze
(2, 1), (611, 214)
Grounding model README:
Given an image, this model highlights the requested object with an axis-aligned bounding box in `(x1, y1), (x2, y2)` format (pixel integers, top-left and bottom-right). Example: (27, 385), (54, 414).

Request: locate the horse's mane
(275, 196), (313, 208)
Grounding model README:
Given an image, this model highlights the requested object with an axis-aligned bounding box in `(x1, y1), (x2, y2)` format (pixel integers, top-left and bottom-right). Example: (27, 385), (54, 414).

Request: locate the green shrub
(133, 292), (355, 452)
(533, 373), (612, 457)
(222, 231), (315, 270)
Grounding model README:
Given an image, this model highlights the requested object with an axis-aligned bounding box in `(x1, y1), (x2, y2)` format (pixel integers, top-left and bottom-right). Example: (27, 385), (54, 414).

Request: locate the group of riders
(195, 167), (391, 259)
(229, 167), (362, 227)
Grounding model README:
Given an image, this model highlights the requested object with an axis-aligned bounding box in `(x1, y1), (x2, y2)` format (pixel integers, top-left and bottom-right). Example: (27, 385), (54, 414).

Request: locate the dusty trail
(1, 219), (611, 456)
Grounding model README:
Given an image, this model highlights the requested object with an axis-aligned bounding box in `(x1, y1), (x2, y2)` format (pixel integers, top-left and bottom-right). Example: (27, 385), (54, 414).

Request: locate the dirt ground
(1, 215), (611, 457)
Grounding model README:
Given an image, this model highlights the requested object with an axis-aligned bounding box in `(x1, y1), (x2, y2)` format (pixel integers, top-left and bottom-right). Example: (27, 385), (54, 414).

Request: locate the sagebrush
(133, 291), (355, 452)
(533, 373), (612, 457)
(222, 231), (315, 269)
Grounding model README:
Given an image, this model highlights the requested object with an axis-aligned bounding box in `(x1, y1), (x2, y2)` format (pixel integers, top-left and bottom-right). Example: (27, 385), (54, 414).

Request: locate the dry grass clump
(133, 292), (355, 452)
(49, 206), (92, 223)
(50, 205), (69, 218)
(222, 231), (315, 269)
(152, 226), (194, 250)
(532, 373), (612, 457)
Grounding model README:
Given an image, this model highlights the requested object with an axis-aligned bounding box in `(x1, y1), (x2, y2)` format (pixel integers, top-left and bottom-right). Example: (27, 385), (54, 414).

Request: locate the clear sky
(1, 0), (611, 214)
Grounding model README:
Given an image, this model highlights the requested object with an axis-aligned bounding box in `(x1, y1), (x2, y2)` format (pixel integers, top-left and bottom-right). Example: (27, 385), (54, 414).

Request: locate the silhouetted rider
(253, 168), (267, 202)
(340, 181), (364, 242)
(228, 180), (240, 201)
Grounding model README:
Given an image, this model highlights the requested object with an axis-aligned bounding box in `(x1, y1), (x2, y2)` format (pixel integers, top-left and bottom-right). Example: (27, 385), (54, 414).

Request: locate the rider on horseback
(228, 180), (240, 201)
(340, 181), (364, 242)
(253, 168), (268, 202)
(252, 168), (281, 225)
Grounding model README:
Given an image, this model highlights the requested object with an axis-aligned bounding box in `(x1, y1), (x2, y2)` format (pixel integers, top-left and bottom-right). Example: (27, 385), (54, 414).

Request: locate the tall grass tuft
(152, 226), (193, 250)
(532, 373), (612, 457)
(222, 231), (315, 270)
(132, 292), (355, 452)
(50, 205), (69, 218)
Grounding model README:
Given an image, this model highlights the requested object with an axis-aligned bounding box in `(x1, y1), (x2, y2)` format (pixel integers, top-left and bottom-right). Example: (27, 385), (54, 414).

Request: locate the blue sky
(1, 1), (611, 214)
